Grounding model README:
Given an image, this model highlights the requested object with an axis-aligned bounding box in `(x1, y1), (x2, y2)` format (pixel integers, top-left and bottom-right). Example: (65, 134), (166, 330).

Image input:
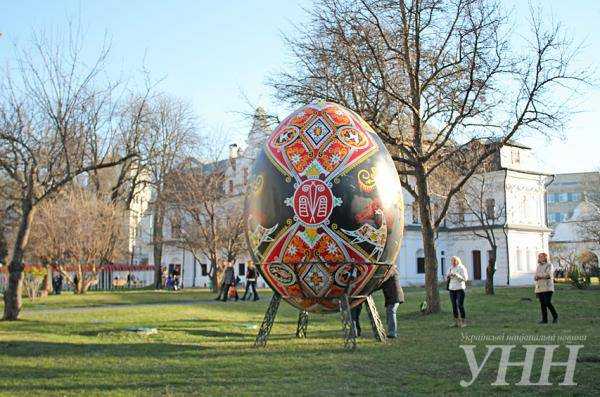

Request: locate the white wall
(398, 226), (537, 287)
(506, 229), (549, 286)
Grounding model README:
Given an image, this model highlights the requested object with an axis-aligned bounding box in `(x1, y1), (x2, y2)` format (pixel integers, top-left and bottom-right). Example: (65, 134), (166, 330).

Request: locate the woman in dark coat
(241, 264), (259, 301)
(351, 268), (405, 338)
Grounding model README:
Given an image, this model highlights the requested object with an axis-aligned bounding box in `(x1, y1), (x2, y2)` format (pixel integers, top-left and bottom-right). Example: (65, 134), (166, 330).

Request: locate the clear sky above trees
(1, 0), (597, 172)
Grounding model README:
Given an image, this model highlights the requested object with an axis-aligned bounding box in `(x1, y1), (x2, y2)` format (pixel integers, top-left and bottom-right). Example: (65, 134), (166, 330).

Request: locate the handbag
(228, 286), (238, 298)
(445, 270), (452, 291)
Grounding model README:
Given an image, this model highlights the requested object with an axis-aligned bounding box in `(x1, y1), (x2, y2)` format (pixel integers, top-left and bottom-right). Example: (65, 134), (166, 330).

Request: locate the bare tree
(451, 170), (505, 295)
(221, 207), (247, 265)
(576, 172), (600, 247)
(550, 243), (577, 276)
(142, 95), (199, 288)
(27, 189), (127, 294)
(164, 136), (246, 291)
(270, 0), (589, 313)
(0, 180), (16, 267)
(0, 27), (142, 320)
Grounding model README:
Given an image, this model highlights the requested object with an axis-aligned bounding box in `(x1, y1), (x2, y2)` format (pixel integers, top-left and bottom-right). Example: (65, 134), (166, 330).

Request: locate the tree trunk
(0, 222), (7, 266)
(82, 275), (97, 294)
(210, 259), (219, 292)
(153, 203), (164, 289)
(415, 170), (441, 314)
(485, 246), (497, 295)
(40, 265), (52, 298)
(75, 268), (84, 294)
(3, 200), (35, 321)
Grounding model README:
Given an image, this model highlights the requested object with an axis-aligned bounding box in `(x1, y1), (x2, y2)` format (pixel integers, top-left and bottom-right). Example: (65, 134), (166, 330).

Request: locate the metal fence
(0, 269), (154, 295)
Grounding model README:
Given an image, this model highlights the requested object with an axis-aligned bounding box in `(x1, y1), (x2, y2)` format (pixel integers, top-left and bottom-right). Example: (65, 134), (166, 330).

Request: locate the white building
(550, 202), (600, 270)
(131, 108), (272, 288)
(132, 110), (551, 288)
(399, 142), (551, 286)
(546, 172), (600, 269)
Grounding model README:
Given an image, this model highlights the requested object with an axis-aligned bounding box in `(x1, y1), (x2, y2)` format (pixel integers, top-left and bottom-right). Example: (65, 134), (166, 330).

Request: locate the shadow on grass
(0, 338), (373, 361)
(0, 361), (239, 394)
(159, 328), (248, 339)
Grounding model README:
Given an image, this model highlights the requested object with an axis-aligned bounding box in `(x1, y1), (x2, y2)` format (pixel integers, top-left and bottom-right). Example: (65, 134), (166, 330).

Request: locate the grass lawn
(0, 285), (598, 396)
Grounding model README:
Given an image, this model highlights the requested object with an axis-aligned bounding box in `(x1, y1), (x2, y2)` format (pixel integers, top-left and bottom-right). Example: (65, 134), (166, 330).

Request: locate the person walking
(535, 252), (558, 324)
(165, 275), (174, 290)
(53, 273), (63, 295)
(350, 267), (405, 338)
(218, 263), (236, 302)
(381, 268), (404, 338)
(241, 263), (260, 301)
(159, 267), (167, 289)
(351, 301), (363, 337)
(446, 256), (468, 328)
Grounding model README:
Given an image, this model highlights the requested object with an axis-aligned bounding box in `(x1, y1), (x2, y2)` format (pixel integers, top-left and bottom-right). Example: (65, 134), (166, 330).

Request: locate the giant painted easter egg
(245, 101), (404, 313)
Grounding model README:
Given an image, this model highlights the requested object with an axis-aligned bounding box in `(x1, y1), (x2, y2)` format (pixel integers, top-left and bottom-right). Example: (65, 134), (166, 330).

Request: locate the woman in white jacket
(534, 252), (558, 324)
(446, 256), (469, 328)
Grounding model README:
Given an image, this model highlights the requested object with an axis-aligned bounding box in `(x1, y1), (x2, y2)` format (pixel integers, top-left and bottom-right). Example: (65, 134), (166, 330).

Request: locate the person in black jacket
(351, 268), (405, 338)
(218, 263), (236, 302)
(241, 263), (259, 301)
(53, 273), (64, 295)
(381, 270), (404, 338)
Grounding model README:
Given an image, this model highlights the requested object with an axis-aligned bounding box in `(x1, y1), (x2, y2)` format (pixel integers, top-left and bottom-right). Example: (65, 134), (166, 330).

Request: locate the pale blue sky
(1, 0), (598, 173)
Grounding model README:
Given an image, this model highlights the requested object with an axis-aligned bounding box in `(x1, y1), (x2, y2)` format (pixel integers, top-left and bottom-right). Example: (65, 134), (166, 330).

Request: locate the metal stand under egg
(253, 292), (387, 349)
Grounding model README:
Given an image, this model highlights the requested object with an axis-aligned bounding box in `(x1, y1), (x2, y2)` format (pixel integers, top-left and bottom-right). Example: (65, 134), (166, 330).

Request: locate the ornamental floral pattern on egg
(245, 101), (404, 313)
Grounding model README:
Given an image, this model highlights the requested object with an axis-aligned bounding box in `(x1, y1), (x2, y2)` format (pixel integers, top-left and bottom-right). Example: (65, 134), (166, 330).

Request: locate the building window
(168, 264), (181, 277)
(200, 263), (209, 276)
(440, 256), (446, 276)
(547, 194), (555, 204)
(135, 223), (143, 239)
(472, 250), (482, 280)
(243, 167), (248, 185)
(170, 218), (181, 239)
(568, 192), (581, 202)
(238, 262), (246, 276)
(457, 200), (466, 222)
(228, 180), (234, 194)
(431, 203), (439, 219)
(511, 149), (520, 164)
(549, 212), (566, 223)
(485, 198), (496, 220)
(412, 202), (420, 224)
(516, 247), (522, 271)
(558, 193), (568, 202)
(416, 249), (425, 274)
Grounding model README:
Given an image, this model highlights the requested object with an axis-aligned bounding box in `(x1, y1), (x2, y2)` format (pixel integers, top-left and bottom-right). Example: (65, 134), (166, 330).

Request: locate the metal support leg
(254, 293), (282, 348)
(296, 310), (309, 338)
(365, 295), (387, 343)
(339, 294), (357, 350)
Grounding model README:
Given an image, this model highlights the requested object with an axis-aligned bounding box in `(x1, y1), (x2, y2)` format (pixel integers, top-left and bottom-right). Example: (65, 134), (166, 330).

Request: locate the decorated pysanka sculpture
(245, 101), (404, 313)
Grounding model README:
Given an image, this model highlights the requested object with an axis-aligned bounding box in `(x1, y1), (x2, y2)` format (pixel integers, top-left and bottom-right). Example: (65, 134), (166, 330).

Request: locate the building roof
(201, 158), (228, 174)
(502, 140), (531, 150)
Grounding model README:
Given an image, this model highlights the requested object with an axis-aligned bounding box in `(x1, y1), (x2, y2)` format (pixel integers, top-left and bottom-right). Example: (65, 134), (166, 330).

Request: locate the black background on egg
(244, 132), (404, 305)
